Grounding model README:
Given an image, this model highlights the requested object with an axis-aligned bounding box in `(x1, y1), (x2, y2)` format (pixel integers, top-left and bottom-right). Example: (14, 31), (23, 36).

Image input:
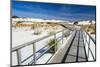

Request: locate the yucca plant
(48, 38), (59, 53)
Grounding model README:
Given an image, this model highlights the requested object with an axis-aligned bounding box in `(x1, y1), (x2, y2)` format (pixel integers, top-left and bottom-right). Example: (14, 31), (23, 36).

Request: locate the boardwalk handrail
(47, 30), (96, 63)
(12, 28), (72, 66)
(86, 31), (96, 44)
(12, 29), (66, 52)
(47, 31), (76, 63)
(83, 30), (96, 61)
(58, 23), (74, 31)
(29, 43), (56, 65)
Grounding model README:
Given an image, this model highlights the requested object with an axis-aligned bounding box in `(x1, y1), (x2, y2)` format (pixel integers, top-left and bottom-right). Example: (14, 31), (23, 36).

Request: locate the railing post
(88, 35), (90, 59)
(84, 31), (88, 60)
(62, 31), (64, 44)
(32, 43), (36, 64)
(16, 49), (21, 65)
(54, 34), (57, 52)
(85, 32), (87, 42)
(85, 32), (87, 50)
(83, 31), (86, 47)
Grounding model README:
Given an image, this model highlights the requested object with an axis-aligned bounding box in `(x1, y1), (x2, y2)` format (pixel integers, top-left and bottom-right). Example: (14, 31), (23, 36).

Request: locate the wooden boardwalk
(12, 27), (95, 66)
(62, 30), (88, 63)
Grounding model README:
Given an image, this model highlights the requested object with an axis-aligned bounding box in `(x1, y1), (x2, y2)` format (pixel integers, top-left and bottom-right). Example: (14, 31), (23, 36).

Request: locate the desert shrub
(48, 31), (55, 35)
(81, 24), (95, 34)
(73, 21), (78, 25)
(33, 31), (41, 35)
(91, 31), (95, 34)
(12, 16), (19, 18)
(48, 38), (59, 53)
(17, 21), (22, 24)
(31, 25), (35, 30)
(63, 31), (70, 38)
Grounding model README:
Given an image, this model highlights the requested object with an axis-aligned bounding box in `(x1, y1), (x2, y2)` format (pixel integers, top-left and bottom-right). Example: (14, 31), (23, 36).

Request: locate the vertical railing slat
(88, 35), (90, 59)
(16, 49), (21, 65)
(32, 43), (36, 64)
(54, 34), (57, 52)
(62, 31), (64, 44)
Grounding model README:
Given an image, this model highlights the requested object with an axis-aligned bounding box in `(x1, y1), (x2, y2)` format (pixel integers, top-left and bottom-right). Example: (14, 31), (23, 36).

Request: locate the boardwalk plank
(64, 30), (87, 62)
(65, 55), (76, 62)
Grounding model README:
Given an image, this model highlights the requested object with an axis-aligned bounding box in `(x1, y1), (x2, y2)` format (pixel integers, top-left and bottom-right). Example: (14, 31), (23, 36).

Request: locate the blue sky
(12, 1), (96, 21)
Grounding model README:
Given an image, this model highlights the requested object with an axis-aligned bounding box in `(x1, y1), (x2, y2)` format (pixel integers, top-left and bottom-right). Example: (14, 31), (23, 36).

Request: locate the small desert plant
(32, 23), (42, 35)
(17, 21), (22, 24)
(12, 16), (19, 18)
(48, 38), (59, 53)
(48, 31), (55, 35)
(73, 21), (78, 25)
(31, 25), (35, 30)
(33, 31), (41, 35)
(63, 31), (70, 38)
(81, 24), (95, 34)
(91, 31), (95, 34)
(86, 25), (95, 34)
